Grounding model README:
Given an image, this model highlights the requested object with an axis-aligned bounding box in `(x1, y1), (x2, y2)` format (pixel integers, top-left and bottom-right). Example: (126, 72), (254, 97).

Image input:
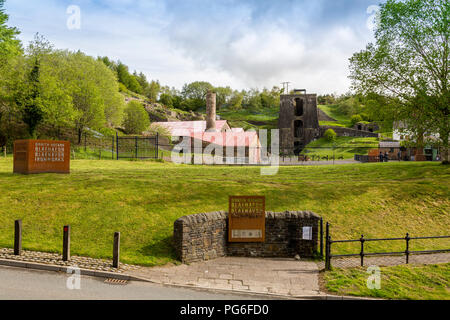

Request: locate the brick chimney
(206, 91), (217, 132)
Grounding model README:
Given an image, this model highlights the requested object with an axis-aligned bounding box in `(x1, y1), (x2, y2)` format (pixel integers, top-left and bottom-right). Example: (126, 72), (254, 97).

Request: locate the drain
(104, 278), (128, 285)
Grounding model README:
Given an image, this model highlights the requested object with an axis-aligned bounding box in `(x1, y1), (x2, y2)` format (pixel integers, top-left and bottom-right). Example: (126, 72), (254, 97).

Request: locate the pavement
(128, 257), (323, 299)
(0, 265), (271, 300)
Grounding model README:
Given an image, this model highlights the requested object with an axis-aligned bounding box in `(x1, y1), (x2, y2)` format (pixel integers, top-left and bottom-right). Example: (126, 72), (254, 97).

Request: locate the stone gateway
(13, 140), (70, 174)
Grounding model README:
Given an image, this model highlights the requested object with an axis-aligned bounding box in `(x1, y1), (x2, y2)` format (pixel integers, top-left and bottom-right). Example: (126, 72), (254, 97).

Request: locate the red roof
(191, 131), (259, 147)
(153, 121), (229, 136)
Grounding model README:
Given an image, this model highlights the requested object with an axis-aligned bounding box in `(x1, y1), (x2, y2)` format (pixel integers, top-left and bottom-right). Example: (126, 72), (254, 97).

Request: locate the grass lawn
(323, 264), (450, 300)
(0, 159), (449, 266)
(302, 136), (379, 159)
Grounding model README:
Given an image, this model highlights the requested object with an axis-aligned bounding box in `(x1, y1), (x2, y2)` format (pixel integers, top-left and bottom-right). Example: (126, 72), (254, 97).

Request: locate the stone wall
(174, 211), (320, 264)
(320, 126), (379, 138)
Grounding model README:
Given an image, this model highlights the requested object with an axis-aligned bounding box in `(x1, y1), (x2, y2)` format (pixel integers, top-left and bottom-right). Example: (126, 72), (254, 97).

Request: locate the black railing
(324, 222), (450, 270)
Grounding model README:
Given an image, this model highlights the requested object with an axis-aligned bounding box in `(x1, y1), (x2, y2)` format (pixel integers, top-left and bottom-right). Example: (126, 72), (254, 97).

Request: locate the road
(0, 266), (272, 300)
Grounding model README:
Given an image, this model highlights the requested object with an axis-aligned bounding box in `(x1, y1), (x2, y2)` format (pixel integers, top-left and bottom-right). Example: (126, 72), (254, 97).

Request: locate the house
(151, 92), (262, 164)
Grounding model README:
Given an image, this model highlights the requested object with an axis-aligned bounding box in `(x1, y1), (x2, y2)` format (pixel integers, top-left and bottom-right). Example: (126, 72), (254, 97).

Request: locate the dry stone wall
(174, 211), (320, 264)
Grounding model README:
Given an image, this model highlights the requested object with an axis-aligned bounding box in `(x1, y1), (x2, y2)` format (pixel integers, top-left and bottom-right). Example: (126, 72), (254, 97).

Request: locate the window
(295, 98), (304, 117)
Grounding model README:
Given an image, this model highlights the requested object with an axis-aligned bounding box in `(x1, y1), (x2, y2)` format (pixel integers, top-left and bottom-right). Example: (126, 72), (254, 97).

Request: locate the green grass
(318, 105), (352, 127)
(302, 136), (379, 159)
(0, 159), (448, 266)
(324, 264), (450, 300)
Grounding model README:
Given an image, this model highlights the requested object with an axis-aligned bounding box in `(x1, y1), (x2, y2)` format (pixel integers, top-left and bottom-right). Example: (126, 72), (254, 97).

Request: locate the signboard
(228, 196), (265, 243)
(302, 226), (312, 241)
(14, 140), (70, 174)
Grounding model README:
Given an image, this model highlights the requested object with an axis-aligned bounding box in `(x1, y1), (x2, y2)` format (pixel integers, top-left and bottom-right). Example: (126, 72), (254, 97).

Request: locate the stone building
(279, 90), (379, 154)
(278, 92), (321, 155)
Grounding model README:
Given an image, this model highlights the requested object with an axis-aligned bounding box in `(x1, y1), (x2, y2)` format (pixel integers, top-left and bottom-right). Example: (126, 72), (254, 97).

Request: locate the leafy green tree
(159, 93), (174, 108)
(181, 81), (213, 101)
(0, 0), (22, 63)
(123, 100), (150, 134)
(349, 0), (449, 163)
(350, 114), (363, 127)
(229, 91), (244, 110)
(214, 86), (233, 109)
(324, 129), (337, 142)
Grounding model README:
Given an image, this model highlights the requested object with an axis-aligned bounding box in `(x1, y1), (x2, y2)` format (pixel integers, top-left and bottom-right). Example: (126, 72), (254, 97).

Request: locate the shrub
(123, 101), (150, 134)
(324, 129), (337, 142)
(350, 114), (363, 127)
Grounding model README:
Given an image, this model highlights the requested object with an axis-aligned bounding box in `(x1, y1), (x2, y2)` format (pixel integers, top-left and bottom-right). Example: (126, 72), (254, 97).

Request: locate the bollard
(14, 220), (22, 256)
(63, 225), (71, 261)
(113, 232), (120, 268)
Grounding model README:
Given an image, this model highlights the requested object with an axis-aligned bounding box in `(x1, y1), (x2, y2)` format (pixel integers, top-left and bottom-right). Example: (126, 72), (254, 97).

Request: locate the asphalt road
(0, 266), (271, 300)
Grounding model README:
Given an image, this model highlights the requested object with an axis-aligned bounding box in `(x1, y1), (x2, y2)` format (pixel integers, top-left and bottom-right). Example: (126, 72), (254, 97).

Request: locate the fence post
(84, 132), (87, 152)
(135, 136), (138, 159)
(113, 232), (120, 269)
(325, 222), (331, 271)
(156, 133), (159, 159)
(14, 220), (22, 256)
(320, 218), (324, 258)
(112, 136), (115, 160)
(360, 235), (365, 267)
(63, 225), (71, 262)
(116, 132), (119, 160)
(3, 146), (6, 158)
(405, 233), (410, 264)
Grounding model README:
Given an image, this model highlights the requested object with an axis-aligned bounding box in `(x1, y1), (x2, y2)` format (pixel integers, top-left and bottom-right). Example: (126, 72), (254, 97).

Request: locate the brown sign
(228, 196), (265, 243)
(14, 140), (70, 174)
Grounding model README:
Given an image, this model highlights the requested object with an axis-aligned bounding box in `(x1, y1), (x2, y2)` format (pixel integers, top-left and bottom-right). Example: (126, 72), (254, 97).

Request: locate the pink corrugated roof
(153, 121), (229, 136)
(191, 131), (259, 147)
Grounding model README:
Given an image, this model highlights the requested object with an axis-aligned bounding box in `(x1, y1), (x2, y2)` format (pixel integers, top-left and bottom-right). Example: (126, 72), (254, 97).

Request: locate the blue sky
(5, 0), (383, 94)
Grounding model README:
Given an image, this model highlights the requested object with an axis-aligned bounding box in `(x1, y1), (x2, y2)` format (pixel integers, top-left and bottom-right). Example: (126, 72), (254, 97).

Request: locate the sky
(4, 0), (383, 94)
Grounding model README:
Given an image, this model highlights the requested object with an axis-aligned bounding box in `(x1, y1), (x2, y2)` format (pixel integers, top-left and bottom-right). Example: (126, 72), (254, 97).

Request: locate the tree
(181, 81), (213, 101)
(63, 51), (124, 143)
(0, 0), (22, 63)
(350, 114), (363, 127)
(123, 101), (150, 134)
(324, 129), (337, 142)
(349, 0), (449, 163)
(214, 86), (233, 109)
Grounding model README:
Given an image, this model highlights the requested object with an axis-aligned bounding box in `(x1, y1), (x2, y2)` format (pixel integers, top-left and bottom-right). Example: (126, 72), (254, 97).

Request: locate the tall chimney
(206, 91), (217, 132)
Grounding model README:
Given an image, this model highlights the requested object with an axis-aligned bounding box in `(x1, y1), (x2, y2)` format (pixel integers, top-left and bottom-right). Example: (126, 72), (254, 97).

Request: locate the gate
(116, 134), (159, 160)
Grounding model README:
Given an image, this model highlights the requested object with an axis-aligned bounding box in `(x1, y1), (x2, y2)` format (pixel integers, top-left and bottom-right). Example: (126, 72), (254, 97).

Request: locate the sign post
(228, 196), (265, 243)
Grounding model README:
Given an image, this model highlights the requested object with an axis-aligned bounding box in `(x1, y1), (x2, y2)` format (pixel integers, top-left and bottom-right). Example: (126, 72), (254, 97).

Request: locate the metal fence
(323, 222), (450, 270)
(115, 133), (159, 160)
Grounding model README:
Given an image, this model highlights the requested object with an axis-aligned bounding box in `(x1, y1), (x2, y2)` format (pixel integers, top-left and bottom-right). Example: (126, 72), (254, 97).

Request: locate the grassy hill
(0, 159), (448, 266)
(318, 104), (352, 127)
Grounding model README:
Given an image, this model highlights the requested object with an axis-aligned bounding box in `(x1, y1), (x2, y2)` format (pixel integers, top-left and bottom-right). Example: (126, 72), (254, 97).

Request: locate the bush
(350, 114), (363, 127)
(123, 101), (150, 134)
(324, 129), (337, 142)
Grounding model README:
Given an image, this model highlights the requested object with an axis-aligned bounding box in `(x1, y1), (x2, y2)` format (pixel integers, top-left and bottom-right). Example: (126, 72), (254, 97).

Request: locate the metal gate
(116, 134), (159, 160)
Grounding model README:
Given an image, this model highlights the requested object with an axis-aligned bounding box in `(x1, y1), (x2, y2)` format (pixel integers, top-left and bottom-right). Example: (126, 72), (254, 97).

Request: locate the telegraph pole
(281, 82), (291, 94)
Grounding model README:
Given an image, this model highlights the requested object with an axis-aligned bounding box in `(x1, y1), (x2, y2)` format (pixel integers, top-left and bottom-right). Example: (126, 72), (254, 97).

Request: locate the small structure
(152, 91), (262, 164)
(14, 140), (70, 174)
(174, 211), (320, 264)
(354, 122), (379, 133)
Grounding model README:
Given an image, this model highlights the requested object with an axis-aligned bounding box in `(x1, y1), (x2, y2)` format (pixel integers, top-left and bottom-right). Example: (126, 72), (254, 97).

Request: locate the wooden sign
(14, 140), (70, 174)
(228, 196), (265, 243)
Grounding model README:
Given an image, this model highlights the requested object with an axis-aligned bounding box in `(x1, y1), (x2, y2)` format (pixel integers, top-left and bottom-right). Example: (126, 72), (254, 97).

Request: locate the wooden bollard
(113, 232), (120, 269)
(63, 225), (71, 261)
(14, 220), (22, 256)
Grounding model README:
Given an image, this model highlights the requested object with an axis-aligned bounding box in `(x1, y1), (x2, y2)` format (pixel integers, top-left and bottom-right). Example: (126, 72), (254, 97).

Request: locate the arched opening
(295, 98), (304, 117)
(294, 120), (304, 138)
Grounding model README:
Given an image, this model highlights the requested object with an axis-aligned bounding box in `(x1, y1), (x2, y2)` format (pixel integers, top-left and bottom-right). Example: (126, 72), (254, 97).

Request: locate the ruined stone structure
(278, 93), (321, 154)
(279, 91), (379, 154)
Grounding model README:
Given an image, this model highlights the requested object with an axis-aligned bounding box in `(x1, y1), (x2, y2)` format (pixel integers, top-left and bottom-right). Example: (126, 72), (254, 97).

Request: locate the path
(129, 257), (322, 298)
